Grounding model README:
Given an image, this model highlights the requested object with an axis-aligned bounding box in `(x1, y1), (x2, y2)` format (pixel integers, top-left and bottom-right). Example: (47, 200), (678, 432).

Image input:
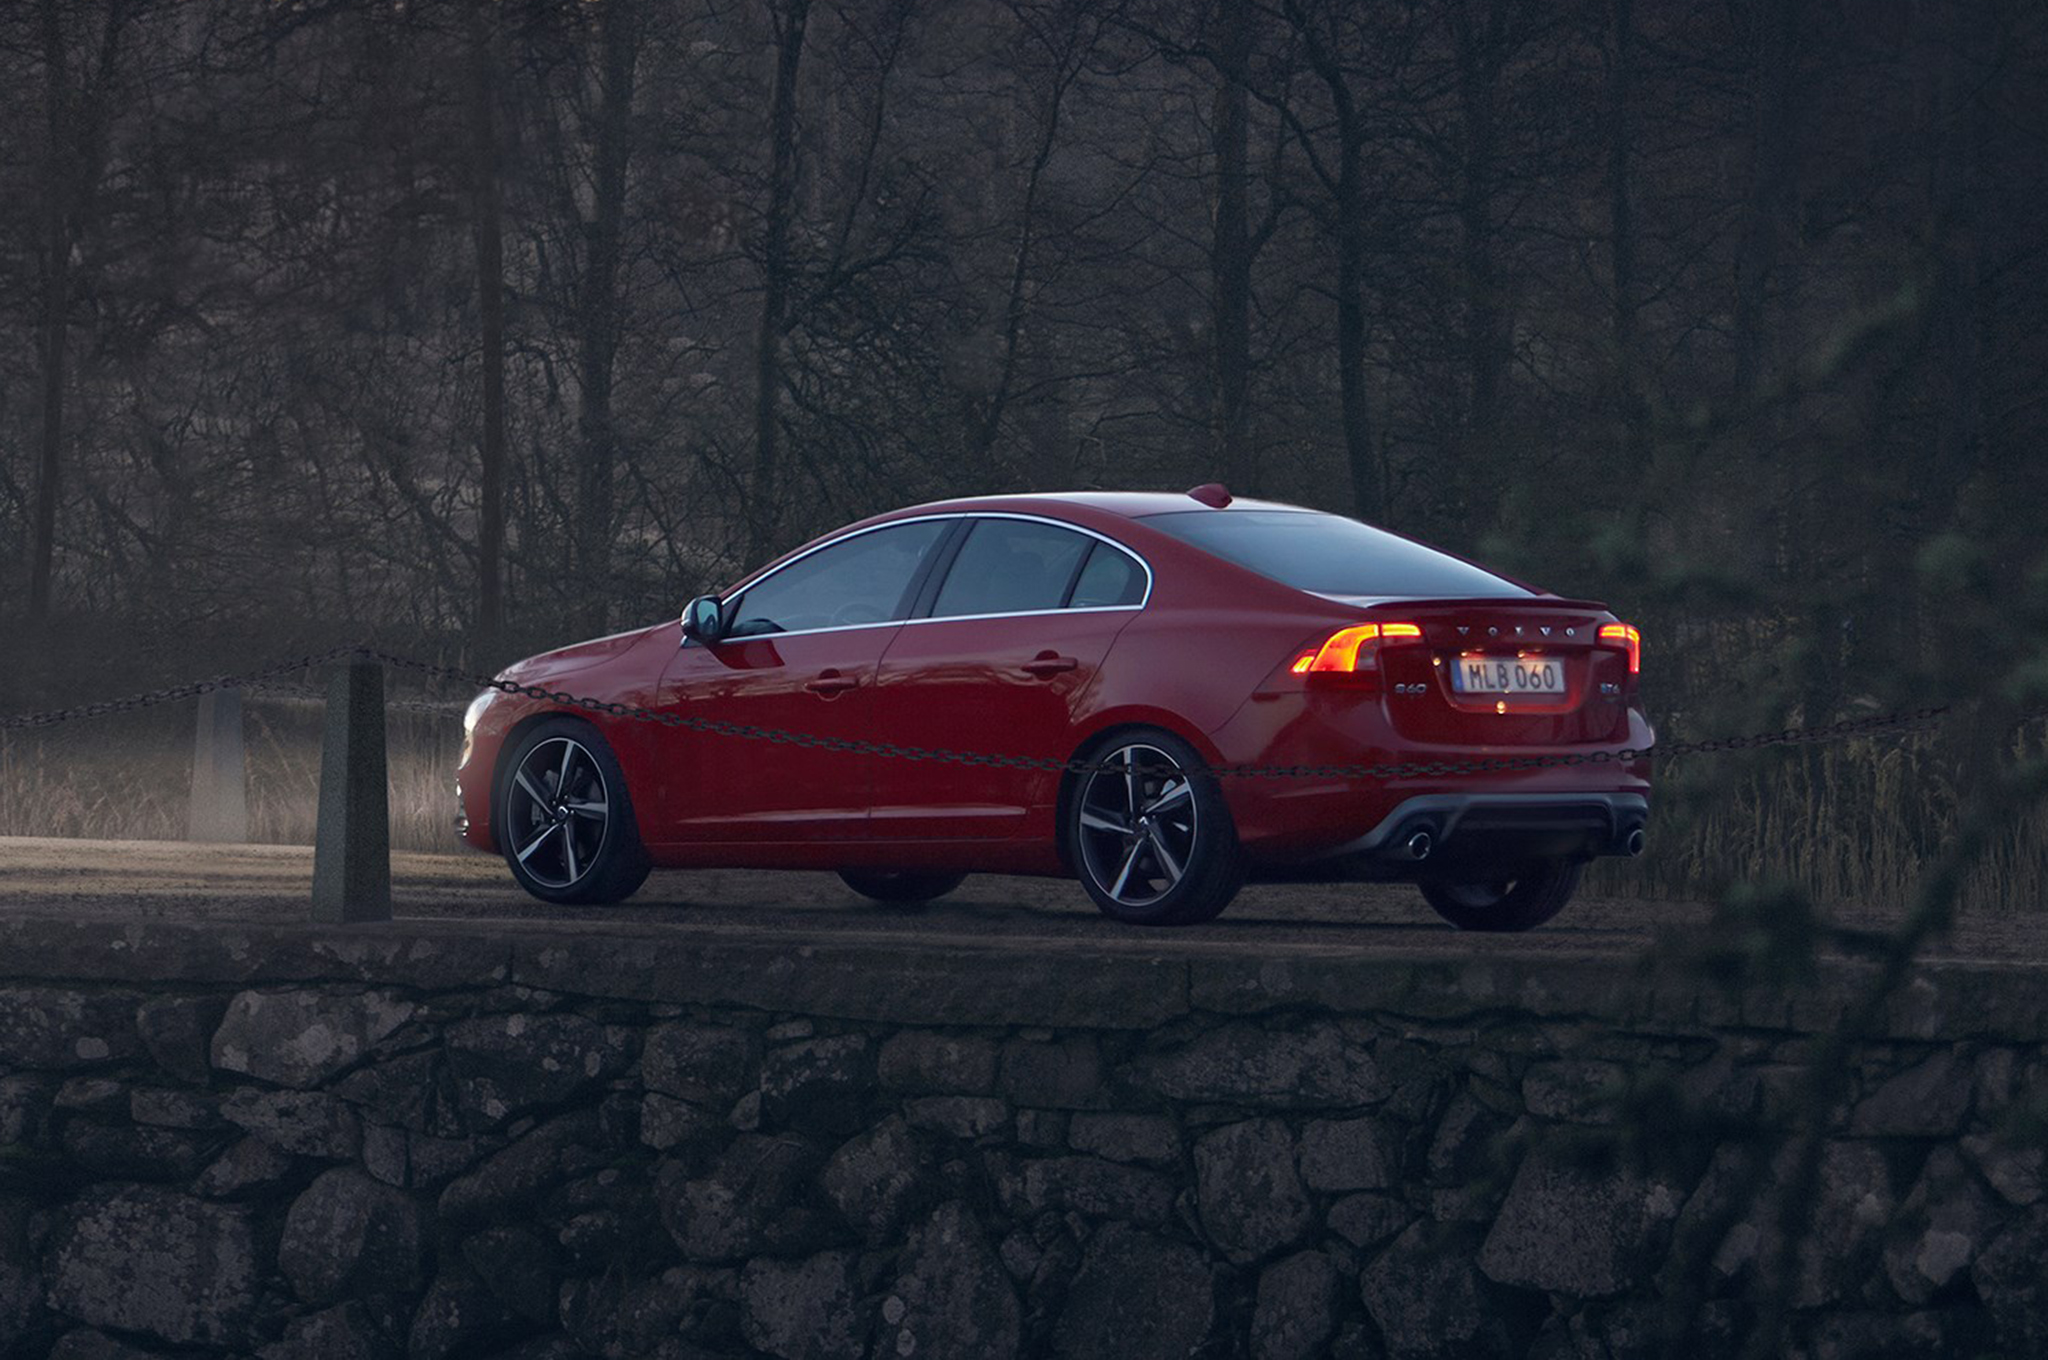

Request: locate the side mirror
(681, 594), (726, 644)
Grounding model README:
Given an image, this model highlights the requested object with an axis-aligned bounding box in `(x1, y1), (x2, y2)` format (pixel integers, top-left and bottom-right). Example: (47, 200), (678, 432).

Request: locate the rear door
(654, 518), (955, 842)
(866, 517), (1149, 840)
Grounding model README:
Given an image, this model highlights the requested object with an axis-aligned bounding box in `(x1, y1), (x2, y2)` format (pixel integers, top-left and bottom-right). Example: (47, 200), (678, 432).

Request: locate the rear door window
(930, 519), (1095, 618)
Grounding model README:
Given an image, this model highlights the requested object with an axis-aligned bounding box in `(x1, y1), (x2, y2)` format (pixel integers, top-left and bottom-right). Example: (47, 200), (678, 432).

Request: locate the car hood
(497, 623), (671, 687)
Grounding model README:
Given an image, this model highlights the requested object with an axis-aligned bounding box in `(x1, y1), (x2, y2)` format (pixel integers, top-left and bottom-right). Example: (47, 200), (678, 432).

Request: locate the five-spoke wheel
(498, 719), (650, 905)
(1069, 729), (1243, 925)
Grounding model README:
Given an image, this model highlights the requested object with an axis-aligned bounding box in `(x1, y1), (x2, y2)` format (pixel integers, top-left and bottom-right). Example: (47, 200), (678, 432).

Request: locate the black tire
(496, 718), (651, 905)
(1419, 859), (1582, 933)
(1067, 727), (1245, 926)
(838, 869), (967, 905)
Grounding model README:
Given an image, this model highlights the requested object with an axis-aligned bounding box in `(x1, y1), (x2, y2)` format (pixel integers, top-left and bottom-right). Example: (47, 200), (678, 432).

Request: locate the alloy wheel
(505, 736), (611, 889)
(1075, 743), (1198, 909)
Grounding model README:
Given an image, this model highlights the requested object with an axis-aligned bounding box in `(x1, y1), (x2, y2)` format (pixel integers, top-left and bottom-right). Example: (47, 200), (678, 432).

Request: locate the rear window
(1145, 510), (1533, 599)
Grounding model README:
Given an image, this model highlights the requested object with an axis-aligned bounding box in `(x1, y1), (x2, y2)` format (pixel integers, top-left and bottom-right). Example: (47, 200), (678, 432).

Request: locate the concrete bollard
(312, 660), (391, 923)
(188, 687), (249, 843)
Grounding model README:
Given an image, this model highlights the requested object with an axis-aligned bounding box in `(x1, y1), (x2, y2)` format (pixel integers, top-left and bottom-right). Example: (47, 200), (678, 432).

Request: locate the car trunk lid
(1332, 596), (1633, 748)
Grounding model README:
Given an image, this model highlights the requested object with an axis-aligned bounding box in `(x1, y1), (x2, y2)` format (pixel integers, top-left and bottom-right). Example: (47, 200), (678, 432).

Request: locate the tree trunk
(1731, 0), (1804, 400)
(468, 0), (508, 656)
(1922, 1), (1994, 801)
(576, 0), (637, 634)
(1453, 0), (1507, 522)
(1288, 4), (1380, 523)
(749, 0), (811, 563)
(1209, 0), (1253, 491)
(1607, 0), (1648, 480)
(1335, 127), (1379, 524)
(27, 0), (71, 630)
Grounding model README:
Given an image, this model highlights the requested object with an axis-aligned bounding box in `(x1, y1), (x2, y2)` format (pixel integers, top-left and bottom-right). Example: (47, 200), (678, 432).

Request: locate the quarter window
(727, 521), (949, 636)
(1067, 541), (1146, 608)
(931, 519), (1094, 618)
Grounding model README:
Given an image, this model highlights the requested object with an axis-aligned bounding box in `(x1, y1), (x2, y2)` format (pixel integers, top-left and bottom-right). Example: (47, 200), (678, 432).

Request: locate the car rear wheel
(498, 718), (651, 905)
(1419, 859), (1581, 932)
(838, 869), (967, 905)
(1070, 729), (1244, 926)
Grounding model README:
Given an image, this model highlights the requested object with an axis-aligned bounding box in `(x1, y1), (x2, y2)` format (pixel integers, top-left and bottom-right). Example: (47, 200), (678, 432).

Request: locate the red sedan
(457, 488), (1652, 930)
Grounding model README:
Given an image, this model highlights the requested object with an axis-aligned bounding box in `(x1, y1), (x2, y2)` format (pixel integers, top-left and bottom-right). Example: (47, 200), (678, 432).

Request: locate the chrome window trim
(713, 511), (1153, 642)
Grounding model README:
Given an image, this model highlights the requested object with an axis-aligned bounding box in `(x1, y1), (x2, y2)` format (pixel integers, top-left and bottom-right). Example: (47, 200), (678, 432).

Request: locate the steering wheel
(830, 600), (888, 627)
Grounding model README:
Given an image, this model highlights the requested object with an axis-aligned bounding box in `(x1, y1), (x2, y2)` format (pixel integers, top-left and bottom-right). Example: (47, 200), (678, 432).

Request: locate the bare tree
(1276, 0), (1386, 521)
(574, 0), (639, 633)
(748, 0), (812, 561)
(27, 0), (131, 631)
(466, 0), (509, 654)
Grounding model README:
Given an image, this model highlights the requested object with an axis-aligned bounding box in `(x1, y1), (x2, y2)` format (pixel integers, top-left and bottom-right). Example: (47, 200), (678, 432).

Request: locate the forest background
(2, 0), (2045, 904)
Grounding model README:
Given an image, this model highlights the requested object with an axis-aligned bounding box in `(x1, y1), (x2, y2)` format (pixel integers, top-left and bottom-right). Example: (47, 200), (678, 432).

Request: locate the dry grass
(4, 697), (2043, 910)
(0, 698), (461, 855)
(1585, 723), (2048, 912)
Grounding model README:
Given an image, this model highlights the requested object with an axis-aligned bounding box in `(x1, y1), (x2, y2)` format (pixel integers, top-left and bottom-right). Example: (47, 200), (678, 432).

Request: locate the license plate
(1451, 655), (1566, 695)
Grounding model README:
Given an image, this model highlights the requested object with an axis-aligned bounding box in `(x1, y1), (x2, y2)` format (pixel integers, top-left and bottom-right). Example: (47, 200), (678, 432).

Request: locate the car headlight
(461, 690), (495, 767)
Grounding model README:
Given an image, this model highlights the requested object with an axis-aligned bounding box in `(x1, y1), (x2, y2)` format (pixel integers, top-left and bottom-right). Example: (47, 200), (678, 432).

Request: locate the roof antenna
(1186, 483), (1232, 508)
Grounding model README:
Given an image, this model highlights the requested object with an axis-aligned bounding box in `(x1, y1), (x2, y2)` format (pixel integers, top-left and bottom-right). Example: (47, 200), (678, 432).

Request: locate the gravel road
(3, 836), (2040, 967)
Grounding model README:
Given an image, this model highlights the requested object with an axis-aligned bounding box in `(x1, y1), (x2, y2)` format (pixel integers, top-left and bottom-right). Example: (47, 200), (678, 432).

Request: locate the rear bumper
(1260, 791), (1649, 881)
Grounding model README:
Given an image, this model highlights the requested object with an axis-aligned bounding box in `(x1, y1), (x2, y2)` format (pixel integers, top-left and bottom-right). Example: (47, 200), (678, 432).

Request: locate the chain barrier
(0, 643), (1961, 781)
(354, 647), (1956, 783)
(0, 646), (364, 732)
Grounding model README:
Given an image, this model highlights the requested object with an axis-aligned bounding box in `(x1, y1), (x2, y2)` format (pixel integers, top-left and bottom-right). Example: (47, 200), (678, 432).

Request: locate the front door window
(729, 521), (950, 636)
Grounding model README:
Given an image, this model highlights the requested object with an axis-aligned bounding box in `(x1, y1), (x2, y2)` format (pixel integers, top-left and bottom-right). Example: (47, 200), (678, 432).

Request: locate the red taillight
(1290, 622), (1423, 677)
(1598, 622), (1641, 675)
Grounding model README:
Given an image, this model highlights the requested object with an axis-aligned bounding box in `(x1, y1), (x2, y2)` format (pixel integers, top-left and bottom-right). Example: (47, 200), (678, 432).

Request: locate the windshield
(1145, 509), (1534, 599)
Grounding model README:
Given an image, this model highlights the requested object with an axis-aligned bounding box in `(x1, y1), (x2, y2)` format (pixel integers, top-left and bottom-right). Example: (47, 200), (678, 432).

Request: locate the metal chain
(356, 647), (1954, 783)
(0, 641), (1961, 781)
(0, 646), (363, 732)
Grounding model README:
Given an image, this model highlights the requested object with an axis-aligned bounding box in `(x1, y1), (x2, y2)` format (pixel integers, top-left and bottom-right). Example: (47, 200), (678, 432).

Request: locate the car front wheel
(1419, 859), (1581, 932)
(1069, 729), (1244, 926)
(497, 718), (651, 905)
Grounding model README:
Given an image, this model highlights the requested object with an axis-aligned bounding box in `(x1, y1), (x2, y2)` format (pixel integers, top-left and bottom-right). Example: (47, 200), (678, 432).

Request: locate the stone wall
(0, 918), (2044, 1360)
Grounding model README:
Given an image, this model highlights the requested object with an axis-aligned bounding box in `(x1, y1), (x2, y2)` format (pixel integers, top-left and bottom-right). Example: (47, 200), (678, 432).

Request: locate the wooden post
(312, 660), (391, 923)
(188, 687), (249, 843)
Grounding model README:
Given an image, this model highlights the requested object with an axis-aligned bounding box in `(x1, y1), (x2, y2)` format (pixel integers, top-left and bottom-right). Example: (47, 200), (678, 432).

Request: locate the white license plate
(1452, 655), (1566, 695)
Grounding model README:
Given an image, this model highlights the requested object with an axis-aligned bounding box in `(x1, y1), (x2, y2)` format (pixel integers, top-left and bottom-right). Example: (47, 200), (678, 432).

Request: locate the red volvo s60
(457, 488), (1652, 930)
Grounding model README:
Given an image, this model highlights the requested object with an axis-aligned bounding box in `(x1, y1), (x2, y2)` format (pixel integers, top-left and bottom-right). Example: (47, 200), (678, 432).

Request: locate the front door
(653, 519), (953, 843)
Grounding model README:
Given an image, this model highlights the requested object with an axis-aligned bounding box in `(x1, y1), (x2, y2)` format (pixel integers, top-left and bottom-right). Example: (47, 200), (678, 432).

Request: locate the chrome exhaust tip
(1404, 829), (1434, 862)
(1624, 827), (1645, 857)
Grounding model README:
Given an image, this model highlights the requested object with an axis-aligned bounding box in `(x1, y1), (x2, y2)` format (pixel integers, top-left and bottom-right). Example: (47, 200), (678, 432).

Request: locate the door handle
(805, 670), (859, 695)
(1021, 653), (1079, 677)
